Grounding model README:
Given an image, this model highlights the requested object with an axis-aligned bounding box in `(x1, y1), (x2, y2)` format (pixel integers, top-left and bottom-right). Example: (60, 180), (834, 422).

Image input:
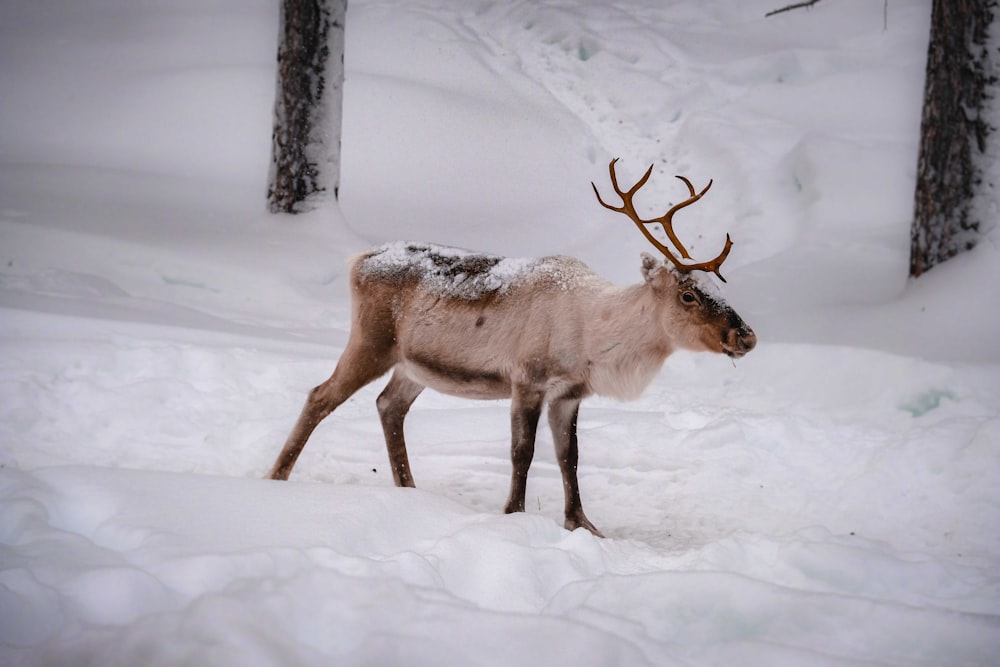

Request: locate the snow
(1, 0), (998, 665)
(358, 242), (547, 299)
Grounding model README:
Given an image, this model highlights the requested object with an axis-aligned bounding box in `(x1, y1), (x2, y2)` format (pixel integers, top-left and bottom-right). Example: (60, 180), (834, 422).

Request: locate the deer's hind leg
(503, 384), (545, 515)
(376, 369), (425, 487)
(268, 334), (397, 481)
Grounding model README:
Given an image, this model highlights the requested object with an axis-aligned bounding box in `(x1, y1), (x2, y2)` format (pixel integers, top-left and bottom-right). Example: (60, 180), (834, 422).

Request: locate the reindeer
(268, 159), (756, 536)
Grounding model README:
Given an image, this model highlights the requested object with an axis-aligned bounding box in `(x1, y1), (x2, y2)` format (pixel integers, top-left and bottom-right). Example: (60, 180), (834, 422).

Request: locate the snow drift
(1, 0), (998, 665)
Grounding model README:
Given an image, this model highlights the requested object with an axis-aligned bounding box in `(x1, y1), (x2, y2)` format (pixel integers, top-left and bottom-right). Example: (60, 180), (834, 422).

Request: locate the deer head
(592, 158), (754, 359)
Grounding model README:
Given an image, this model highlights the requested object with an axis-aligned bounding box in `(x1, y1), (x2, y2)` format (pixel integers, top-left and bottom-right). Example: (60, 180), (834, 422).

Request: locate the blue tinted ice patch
(899, 389), (956, 417)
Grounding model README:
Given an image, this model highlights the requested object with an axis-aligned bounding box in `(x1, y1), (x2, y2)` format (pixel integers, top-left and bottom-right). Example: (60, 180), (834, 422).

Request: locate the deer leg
(268, 341), (395, 481)
(376, 369), (425, 488)
(548, 394), (604, 537)
(503, 385), (545, 515)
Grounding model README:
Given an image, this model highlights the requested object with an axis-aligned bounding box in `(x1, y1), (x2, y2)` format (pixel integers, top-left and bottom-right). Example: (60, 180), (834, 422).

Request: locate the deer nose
(725, 326), (756, 358)
(736, 328), (756, 353)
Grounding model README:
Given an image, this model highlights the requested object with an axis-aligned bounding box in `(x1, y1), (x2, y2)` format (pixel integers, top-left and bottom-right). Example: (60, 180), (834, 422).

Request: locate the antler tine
(653, 175), (713, 260)
(675, 174), (698, 198)
(593, 158), (652, 213)
(591, 158), (732, 282)
(592, 161), (685, 268)
(688, 233), (733, 282)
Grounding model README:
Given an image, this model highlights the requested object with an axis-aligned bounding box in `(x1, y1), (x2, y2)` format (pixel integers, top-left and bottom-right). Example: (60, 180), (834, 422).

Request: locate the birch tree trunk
(910, 0), (997, 277)
(267, 0), (347, 214)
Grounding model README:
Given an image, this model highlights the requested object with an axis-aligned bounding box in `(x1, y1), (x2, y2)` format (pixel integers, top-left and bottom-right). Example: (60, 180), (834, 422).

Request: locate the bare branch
(765, 0), (822, 18)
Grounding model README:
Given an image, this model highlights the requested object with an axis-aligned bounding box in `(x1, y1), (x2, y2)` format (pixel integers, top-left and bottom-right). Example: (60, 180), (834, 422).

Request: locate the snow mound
(2, 0), (999, 665)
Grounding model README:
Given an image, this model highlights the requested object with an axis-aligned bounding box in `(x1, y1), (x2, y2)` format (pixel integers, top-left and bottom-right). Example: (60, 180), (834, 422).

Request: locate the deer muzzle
(724, 324), (757, 359)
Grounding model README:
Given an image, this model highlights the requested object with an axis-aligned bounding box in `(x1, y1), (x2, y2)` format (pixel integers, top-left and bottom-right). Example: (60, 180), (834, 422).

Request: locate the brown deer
(268, 159), (756, 537)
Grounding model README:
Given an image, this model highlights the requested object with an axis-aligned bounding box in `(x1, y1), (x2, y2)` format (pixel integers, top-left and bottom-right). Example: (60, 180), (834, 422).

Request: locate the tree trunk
(910, 0), (997, 277)
(268, 0), (347, 214)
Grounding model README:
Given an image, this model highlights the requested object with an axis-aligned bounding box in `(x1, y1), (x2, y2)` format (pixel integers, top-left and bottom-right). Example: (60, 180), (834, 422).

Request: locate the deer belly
(398, 356), (511, 400)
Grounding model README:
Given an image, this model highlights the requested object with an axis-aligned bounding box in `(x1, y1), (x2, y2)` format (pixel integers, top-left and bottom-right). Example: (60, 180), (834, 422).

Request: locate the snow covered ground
(2, 0), (999, 665)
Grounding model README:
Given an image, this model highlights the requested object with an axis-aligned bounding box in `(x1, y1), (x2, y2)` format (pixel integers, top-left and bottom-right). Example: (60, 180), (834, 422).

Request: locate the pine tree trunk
(268, 0), (347, 214)
(910, 0), (996, 277)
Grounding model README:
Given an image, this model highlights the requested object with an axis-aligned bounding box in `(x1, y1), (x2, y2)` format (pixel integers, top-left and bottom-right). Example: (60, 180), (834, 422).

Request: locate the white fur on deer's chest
(585, 335), (672, 401)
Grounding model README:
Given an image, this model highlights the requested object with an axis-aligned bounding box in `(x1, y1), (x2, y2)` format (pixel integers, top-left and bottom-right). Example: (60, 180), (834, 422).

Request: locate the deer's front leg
(503, 385), (544, 514)
(548, 393), (604, 537)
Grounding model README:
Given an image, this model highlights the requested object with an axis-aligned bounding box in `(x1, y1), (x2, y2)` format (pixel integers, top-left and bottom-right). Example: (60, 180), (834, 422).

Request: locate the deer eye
(681, 291), (700, 305)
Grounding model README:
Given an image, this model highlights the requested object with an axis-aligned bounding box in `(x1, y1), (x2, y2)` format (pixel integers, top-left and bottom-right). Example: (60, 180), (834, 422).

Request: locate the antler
(591, 158), (733, 282)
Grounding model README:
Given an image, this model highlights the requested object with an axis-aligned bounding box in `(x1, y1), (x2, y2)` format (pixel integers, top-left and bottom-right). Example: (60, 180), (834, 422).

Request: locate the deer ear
(640, 252), (663, 282)
(641, 252), (679, 292)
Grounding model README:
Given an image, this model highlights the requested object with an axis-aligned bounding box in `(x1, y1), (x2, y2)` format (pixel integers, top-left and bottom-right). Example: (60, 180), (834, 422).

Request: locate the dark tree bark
(910, 0), (997, 277)
(268, 0), (347, 214)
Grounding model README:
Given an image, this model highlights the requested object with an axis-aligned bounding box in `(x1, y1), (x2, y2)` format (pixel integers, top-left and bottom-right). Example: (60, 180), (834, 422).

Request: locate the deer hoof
(565, 514), (605, 538)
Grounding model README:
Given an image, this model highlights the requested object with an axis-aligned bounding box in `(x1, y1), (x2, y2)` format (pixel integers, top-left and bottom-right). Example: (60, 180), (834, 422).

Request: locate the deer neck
(584, 284), (673, 400)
